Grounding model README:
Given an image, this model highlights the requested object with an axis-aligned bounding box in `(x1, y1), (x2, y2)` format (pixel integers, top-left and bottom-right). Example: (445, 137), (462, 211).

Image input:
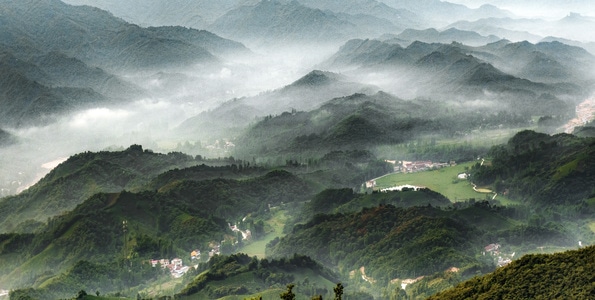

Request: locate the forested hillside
(472, 130), (595, 206)
(428, 245), (595, 299)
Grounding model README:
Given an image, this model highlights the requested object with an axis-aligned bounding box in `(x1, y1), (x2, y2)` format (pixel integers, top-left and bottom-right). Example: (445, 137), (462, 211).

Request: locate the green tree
(333, 283), (343, 300)
(280, 284), (296, 300)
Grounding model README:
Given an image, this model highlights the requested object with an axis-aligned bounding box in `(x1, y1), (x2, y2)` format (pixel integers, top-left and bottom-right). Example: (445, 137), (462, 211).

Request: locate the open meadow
(374, 161), (516, 205)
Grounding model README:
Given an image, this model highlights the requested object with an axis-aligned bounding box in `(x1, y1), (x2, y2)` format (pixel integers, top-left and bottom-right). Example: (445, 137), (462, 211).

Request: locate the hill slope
(472, 130), (595, 206)
(428, 245), (595, 300)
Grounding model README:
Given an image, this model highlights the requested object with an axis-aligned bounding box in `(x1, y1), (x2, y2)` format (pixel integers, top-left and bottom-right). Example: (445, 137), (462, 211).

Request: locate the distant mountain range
(380, 28), (501, 47)
(208, 0), (363, 47)
(446, 13), (595, 43)
(322, 38), (594, 115)
(380, 0), (512, 26)
(0, 0), (249, 127)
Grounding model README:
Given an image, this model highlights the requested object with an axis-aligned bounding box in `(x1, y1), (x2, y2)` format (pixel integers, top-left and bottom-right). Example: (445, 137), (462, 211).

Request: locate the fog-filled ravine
(1, 0), (595, 299)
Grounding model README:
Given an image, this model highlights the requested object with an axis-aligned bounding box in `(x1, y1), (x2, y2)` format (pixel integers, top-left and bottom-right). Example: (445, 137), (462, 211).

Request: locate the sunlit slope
(0, 169), (319, 297)
(428, 245), (595, 300)
(0, 145), (200, 233)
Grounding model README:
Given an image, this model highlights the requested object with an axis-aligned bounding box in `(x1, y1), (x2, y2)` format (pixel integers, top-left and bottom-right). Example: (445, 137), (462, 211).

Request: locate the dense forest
(428, 245), (595, 299)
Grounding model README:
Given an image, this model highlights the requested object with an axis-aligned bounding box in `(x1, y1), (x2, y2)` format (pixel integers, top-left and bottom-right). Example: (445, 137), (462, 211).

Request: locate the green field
(375, 162), (516, 205)
(239, 209), (287, 258)
(589, 222), (595, 234)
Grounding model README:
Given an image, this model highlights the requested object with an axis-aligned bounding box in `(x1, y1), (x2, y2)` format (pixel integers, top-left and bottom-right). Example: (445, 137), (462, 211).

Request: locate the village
(149, 223), (251, 278)
(483, 243), (513, 267)
(366, 159), (455, 189)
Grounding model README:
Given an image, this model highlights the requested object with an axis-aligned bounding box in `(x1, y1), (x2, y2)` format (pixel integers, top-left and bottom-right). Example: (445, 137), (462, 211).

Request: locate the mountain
(209, 0), (366, 47)
(0, 0), (249, 126)
(541, 36), (595, 55)
(428, 245), (595, 299)
(290, 0), (422, 30)
(176, 70), (378, 140)
(380, 0), (512, 27)
(443, 13), (595, 43)
(0, 0), (248, 72)
(323, 39), (592, 115)
(61, 0), (254, 29)
(381, 28), (501, 47)
(0, 63), (106, 127)
(445, 18), (545, 42)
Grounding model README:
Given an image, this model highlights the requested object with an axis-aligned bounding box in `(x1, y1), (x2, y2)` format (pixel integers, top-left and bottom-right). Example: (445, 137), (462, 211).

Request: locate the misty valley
(0, 0), (594, 299)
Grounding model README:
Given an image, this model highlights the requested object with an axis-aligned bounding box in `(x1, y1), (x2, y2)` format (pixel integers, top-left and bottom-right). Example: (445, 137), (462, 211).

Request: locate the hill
(233, 91), (529, 158)
(0, 0), (248, 126)
(381, 0), (512, 27)
(428, 245), (595, 300)
(61, 0), (251, 29)
(322, 39), (592, 116)
(267, 205), (483, 283)
(209, 0), (361, 47)
(381, 28), (500, 47)
(0, 145), (201, 232)
(176, 70), (378, 140)
(176, 254), (338, 299)
(0, 167), (318, 296)
(0, 0), (247, 71)
(471, 130), (595, 206)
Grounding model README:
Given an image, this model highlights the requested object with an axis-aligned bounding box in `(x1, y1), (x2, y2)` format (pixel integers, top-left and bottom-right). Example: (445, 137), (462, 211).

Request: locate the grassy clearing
(375, 162), (518, 205)
(375, 162), (483, 202)
(589, 222), (595, 234)
(239, 209), (287, 258)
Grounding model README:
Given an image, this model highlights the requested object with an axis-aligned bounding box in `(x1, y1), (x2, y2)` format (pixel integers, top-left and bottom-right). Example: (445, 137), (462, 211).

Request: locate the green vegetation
(0, 145), (202, 232)
(239, 210), (288, 259)
(375, 162), (496, 203)
(3, 130), (595, 299)
(472, 130), (595, 206)
(428, 246), (595, 300)
(176, 254), (337, 299)
(235, 93), (528, 161)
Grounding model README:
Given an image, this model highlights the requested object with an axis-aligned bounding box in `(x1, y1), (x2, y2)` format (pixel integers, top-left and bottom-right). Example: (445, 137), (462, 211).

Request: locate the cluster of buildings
(483, 243), (513, 267)
(393, 160), (452, 173)
(205, 139), (236, 152)
(150, 258), (191, 278)
(149, 243), (224, 279)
